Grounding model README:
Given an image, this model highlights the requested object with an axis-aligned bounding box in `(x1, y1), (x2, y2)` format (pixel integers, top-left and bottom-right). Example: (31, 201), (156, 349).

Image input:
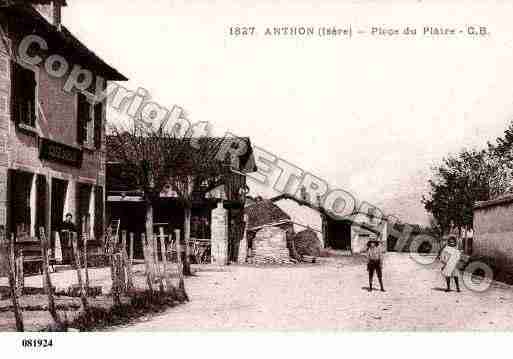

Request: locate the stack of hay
(253, 226), (293, 264)
(293, 228), (321, 262)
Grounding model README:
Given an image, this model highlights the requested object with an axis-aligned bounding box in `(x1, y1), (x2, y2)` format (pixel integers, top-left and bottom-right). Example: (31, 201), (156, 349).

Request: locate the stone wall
(252, 226), (292, 264)
(474, 197), (513, 283)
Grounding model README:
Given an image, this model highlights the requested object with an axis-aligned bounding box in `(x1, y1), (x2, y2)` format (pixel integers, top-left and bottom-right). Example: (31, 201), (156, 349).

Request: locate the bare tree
(108, 117), (232, 275)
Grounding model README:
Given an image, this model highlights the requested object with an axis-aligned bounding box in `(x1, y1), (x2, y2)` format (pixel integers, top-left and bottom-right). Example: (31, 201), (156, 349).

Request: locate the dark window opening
(78, 93), (103, 147)
(12, 63), (36, 128)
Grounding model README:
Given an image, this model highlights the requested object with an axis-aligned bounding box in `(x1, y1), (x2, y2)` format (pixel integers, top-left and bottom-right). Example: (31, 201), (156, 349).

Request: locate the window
(12, 63), (37, 128)
(78, 93), (103, 148)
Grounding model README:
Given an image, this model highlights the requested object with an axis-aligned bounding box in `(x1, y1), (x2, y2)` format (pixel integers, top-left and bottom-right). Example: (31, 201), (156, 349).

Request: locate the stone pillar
(211, 201), (228, 265)
(237, 214), (248, 263)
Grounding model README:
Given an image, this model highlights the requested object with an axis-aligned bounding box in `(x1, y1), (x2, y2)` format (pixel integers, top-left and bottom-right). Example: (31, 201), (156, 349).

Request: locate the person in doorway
(61, 213), (77, 232)
(366, 239), (385, 292)
(60, 213), (78, 262)
(439, 236), (461, 292)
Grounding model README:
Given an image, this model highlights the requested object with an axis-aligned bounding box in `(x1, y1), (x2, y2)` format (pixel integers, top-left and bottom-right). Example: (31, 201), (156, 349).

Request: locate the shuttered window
(94, 101), (103, 149)
(12, 62), (36, 127)
(77, 92), (97, 146)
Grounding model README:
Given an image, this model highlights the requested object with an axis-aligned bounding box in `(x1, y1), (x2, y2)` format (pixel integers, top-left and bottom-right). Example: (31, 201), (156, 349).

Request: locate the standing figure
(366, 240), (385, 292)
(60, 213), (77, 263)
(439, 236), (461, 292)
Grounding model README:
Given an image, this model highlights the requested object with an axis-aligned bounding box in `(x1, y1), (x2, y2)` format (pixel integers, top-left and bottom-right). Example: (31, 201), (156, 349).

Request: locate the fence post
(154, 234), (165, 294)
(141, 233), (154, 293)
(123, 231), (134, 292)
(174, 229), (188, 301)
(158, 233), (171, 292)
(15, 248), (24, 297)
(71, 232), (89, 312)
(3, 231), (24, 331)
(83, 233), (89, 290)
(39, 228), (61, 327)
(112, 253), (122, 306)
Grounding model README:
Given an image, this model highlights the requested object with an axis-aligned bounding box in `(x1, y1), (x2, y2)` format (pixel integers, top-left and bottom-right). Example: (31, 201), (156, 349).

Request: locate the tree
(422, 149), (491, 235)
(108, 117), (235, 275)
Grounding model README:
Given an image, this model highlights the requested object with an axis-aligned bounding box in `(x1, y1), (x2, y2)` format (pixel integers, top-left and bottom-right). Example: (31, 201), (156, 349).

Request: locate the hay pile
(293, 229), (321, 258)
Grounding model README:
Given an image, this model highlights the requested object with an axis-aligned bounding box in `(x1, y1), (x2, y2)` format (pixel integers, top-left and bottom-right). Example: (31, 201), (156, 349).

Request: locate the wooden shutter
(94, 102), (103, 149)
(94, 186), (104, 240)
(77, 93), (87, 144)
(25, 68), (36, 127)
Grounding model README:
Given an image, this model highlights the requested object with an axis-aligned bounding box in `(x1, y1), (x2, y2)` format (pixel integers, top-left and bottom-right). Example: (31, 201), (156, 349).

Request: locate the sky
(62, 0), (513, 225)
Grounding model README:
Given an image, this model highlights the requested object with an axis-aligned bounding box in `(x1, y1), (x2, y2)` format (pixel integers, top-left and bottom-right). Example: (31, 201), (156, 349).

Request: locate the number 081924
(21, 338), (53, 348)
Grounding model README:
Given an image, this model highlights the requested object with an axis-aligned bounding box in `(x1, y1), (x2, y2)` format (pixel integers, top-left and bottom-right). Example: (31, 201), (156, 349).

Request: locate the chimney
(33, 1), (66, 30)
(52, 0), (63, 30)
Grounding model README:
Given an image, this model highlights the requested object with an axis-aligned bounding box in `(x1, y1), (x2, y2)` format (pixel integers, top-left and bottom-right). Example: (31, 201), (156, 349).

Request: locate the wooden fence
(1, 226), (191, 331)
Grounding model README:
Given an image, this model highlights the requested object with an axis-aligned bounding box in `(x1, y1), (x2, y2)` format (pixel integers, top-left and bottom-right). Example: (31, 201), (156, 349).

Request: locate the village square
(0, 0), (512, 334)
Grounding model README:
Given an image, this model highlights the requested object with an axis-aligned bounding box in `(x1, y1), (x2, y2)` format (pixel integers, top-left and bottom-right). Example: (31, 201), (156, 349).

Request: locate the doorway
(327, 219), (352, 250)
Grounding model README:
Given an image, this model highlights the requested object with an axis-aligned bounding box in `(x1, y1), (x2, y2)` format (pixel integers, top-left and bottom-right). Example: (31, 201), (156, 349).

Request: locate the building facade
(0, 1), (126, 267)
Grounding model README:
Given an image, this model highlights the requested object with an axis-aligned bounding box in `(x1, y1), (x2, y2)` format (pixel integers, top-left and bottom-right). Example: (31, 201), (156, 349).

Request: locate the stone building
(0, 1), (127, 269)
(271, 194), (387, 254)
(473, 194), (513, 284)
(244, 198), (295, 263)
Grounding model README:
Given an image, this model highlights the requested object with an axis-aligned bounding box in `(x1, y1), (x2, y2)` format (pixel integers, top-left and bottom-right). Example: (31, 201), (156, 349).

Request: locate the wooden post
(174, 229), (188, 301)
(154, 234), (165, 294)
(5, 232), (23, 331)
(71, 232), (89, 312)
(123, 231), (134, 292)
(141, 233), (153, 293)
(83, 231), (89, 290)
(15, 250), (24, 297)
(118, 247), (127, 294)
(112, 254), (121, 306)
(158, 226), (165, 273)
(107, 230), (116, 299)
(183, 206), (192, 275)
(129, 232), (135, 265)
(39, 228), (61, 326)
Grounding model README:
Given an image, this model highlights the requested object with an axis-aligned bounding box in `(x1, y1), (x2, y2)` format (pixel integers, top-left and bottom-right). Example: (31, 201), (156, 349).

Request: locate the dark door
(328, 219), (351, 250)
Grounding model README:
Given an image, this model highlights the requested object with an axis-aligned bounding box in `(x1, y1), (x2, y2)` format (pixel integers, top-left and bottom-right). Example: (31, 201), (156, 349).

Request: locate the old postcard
(0, 0), (512, 357)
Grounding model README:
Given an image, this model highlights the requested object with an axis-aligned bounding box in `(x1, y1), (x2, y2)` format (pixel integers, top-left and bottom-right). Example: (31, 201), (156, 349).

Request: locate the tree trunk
(174, 229), (189, 302)
(145, 199), (156, 278)
(141, 233), (154, 293)
(183, 206), (192, 276)
(71, 233), (89, 312)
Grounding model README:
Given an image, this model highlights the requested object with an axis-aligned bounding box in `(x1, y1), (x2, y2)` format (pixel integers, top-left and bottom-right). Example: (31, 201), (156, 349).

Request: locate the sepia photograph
(0, 0), (512, 357)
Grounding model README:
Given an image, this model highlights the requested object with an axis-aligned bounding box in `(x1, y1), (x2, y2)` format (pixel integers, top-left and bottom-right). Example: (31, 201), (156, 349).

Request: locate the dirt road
(116, 253), (513, 331)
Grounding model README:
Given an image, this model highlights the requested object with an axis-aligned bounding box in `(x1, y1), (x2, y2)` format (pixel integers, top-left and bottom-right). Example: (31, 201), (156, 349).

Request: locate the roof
(474, 194), (513, 210)
(270, 193), (387, 234)
(4, 4), (127, 81)
(244, 199), (291, 230)
(5, 1), (68, 6)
